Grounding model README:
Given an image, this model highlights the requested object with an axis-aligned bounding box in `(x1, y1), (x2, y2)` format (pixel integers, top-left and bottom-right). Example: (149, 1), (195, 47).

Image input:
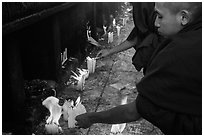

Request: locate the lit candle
(103, 25), (107, 35)
(74, 96), (86, 116)
(45, 123), (62, 134)
(42, 96), (62, 134)
(116, 25), (121, 37)
(108, 32), (111, 43)
(92, 58), (96, 73)
(62, 99), (74, 121)
(67, 96), (86, 128)
(77, 68), (89, 79)
(61, 53), (63, 63)
(122, 18), (126, 26)
(108, 32), (113, 43)
(86, 56), (96, 73)
(110, 96), (127, 134)
(113, 18), (116, 27)
(65, 48), (67, 61)
(67, 107), (77, 128)
(63, 100), (77, 128)
(71, 70), (85, 91)
(87, 26), (90, 39)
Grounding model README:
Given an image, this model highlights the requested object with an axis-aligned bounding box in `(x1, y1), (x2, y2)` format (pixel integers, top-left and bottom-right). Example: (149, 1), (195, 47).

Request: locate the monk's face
(154, 3), (183, 37)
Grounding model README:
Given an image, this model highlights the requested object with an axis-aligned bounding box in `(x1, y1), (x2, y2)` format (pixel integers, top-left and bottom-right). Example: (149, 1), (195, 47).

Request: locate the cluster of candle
(70, 68), (89, 91)
(42, 96), (86, 134)
(107, 18), (122, 43)
(62, 96), (86, 128)
(108, 32), (114, 43)
(69, 56), (96, 91)
(110, 96), (128, 135)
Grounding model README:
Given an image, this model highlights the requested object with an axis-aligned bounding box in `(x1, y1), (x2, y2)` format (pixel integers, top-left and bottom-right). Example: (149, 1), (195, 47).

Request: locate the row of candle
(107, 17), (127, 43)
(61, 18), (125, 65)
(70, 56), (96, 91)
(42, 96), (86, 134)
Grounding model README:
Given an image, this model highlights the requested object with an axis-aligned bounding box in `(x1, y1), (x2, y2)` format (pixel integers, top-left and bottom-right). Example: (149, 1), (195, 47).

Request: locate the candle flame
(62, 96), (86, 128)
(42, 96), (62, 134)
(70, 69), (86, 91)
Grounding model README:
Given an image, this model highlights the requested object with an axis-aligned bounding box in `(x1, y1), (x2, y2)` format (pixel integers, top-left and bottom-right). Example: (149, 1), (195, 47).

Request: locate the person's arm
(97, 37), (137, 59)
(109, 37), (137, 55)
(90, 100), (140, 124)
(75, 100), (141, 128)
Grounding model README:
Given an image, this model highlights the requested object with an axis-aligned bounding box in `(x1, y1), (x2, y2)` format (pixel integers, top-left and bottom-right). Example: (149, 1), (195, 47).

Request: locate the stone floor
(58, 12), (163, 135)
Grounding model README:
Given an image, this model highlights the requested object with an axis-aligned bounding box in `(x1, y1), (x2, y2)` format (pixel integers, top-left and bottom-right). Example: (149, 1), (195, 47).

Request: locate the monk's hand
(96, 49), (110, 59)
(75, 113), (93, 129)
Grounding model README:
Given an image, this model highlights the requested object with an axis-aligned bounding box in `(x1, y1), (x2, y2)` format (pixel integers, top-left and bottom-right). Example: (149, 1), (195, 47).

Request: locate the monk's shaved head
(159, 2), (202, 20)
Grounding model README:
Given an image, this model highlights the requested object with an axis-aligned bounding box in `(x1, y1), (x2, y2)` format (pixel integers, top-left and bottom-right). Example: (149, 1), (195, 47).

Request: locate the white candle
(67, 96), (86, 128)
(116, 25), (121, 37)
(67, 107), (77, 128)
(74, 96), (86, 116)
(78, 68), (89, 79)
(108, 32), (111, 43)
(87, 56), (93, 73)
(61, 53), (63, 63)
(113, 18), (116, 27)
(103, 25), (107, 35)
(92, 58), (96, 73)
(110, 32), (113, 43)
(45, 123), (61, 134)
(87, 30), (89, 39)
(62, 99), (73, 121)
(122, 18), (126, 26)
(86, 56), (96, 73)
(42, 96), (62, 125)
(108, 32), (113, 43)
(65, 48), (67, 60)
(42, 96), (62, 134)
(110, 96), (127, 134)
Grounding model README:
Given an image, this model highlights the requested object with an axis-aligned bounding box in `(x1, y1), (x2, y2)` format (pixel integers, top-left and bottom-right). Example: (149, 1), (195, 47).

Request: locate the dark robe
(136, 15), (202, 116)
(127, 2), (156, 43)
(127, 2), (161, 72)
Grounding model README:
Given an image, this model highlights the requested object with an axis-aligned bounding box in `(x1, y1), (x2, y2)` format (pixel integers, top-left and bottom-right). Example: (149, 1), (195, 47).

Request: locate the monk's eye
(158, 15), (163, 19)
(155, 11), (163, 19)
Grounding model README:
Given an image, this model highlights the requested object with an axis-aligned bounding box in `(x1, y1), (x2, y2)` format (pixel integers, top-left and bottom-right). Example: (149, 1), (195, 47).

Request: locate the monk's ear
(180, 10), (191, 26)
